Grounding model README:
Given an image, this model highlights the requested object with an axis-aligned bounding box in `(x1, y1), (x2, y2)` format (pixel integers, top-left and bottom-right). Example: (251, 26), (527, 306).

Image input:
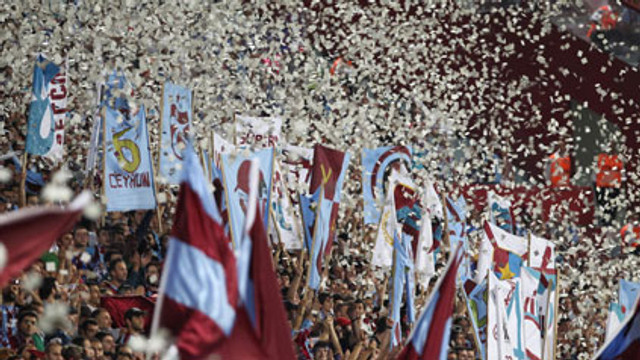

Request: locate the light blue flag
(362, 146), (412, 225)
(159, 82), (192, 184)
(402, 233), (416, 325)
(222, 148), (274, 248)
(300, 191), (320, 252)
(447, 196), (471, 281)
(104, 106), (156, 212)
(619, 279), (640, 313)
(308, 192), (332, 290)
(26, 55), (67, 160)
(102, 70), (131, 113)
(465, 279), (488, 359)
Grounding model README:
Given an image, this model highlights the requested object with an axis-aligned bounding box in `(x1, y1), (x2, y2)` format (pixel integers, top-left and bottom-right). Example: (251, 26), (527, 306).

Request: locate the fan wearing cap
(116, 307), (146, 346)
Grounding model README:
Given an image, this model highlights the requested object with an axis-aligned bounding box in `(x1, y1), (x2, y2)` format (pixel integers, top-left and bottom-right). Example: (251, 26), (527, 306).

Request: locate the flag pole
(442, 193), (450, 248)
(19, 152), (28, 207)
(459, 287), (483, 358)
(551, 270), (560, 360)
(101, 107), (107, 227)
(156, 82), (165, 173)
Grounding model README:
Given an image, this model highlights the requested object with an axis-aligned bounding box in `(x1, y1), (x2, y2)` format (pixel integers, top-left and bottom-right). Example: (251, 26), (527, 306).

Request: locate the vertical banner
(159, 82), (192, 184)
(307, 145), (351, 289)
(487, 272), (525, 360)
(271, 159), (303, 250)
(104, 106), (156, 212)
(309, 145), (351, 258)
(362, 146), (412, 225)
(222, 148), (274, 248)
(26, 55), (68, 162)
(521, 267), (543, 360)
(234, 115), (282, 148)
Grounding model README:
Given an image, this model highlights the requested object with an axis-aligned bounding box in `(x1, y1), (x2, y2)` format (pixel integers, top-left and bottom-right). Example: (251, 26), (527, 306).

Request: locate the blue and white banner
(159, 82), (192, 184)
(362, 146), (412, 225)
(104, 106), (156, 212)
(222, 148), (274, 248)
(26, 55), (68, 162)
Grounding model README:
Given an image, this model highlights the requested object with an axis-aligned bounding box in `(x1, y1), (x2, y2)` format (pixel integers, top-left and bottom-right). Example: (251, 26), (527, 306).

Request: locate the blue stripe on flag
(164, 237), (236, 335)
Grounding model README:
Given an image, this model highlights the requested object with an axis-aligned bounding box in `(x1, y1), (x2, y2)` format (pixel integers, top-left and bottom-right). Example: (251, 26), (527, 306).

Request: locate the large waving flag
(0, 192), (90, 287)
(104, 106), (156, 212)
(593, 293), (640, 360)
(218, 160), (296, 359)
(487, 272), (525, 360)
(299, 191), (320, 253)
(235, 115), (282, 148)
(484, 221), (527, 280)
(222, 148), (274, 248)
(26, 55), (68, 162)
(541, 273), (558, 360)
(528, 234), (556, 275)
(156, 143), (239, 359)
(159, 82), (192, 184)
(361, 146), (412, 224)
(396, 244), (464, 360)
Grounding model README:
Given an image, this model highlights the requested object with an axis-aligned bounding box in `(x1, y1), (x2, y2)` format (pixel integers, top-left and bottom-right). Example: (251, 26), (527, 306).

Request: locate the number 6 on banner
(112, 126), (141, 173)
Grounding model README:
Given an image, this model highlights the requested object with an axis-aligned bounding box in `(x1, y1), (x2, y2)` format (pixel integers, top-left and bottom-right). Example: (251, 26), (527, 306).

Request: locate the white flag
(269, 159), (303, 250)
(487, 272), (525, 360)
(415, 200), (434, 283)
(529, 234), (556, 275)
(372, 180), (398, 269)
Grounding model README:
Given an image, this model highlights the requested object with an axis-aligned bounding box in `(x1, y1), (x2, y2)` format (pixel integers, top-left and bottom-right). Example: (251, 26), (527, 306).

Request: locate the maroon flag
(155, 144), (239, 359)
(0, 192), (90, 287)
(100, 296), (156, 332)
(308, 144), (351, 256)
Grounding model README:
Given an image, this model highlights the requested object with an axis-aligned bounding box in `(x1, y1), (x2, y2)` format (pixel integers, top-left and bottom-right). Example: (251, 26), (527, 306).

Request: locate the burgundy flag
(0, 192), (90, 287)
